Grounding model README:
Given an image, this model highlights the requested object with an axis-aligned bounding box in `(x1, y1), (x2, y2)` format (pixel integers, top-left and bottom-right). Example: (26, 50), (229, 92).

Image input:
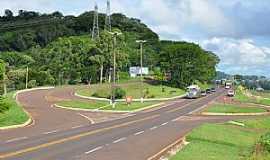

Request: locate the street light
(108, 31), (122, 108)
(136, 40), (147, 103)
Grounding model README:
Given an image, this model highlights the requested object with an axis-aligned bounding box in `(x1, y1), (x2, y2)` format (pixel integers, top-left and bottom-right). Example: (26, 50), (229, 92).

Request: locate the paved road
(0, 88), (253, 160)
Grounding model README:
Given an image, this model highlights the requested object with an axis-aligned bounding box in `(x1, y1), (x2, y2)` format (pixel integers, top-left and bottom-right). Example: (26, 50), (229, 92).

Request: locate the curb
(0, 86), (54, 130)
(75, 92), (186, 102)
(147, 136), (188, 160)
(53, 102), (165, 114)
(201, 112), (270, 116)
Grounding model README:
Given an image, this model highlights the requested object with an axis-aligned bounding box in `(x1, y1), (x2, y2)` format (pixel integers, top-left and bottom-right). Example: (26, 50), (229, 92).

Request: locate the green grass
(251, 91), (270, 99)
(170, 118), (270, 160)
(57, 100), (158, 111)
(76, 80), (185, 99)
(57, 100), (108, 110)
(206, 103), (267, 113)
(0, 92), (29, 127)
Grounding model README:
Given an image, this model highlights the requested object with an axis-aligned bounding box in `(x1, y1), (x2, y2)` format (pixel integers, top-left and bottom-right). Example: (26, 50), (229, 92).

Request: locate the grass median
(0, 92), (29, 127)
(56, 100), (159, 112)
(76, 80), (185, 99)
(170, 118), (270, 160)
(205, 103), (267, 114)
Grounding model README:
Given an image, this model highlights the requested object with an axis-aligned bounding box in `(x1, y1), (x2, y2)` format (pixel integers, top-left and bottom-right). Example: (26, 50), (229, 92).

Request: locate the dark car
(206, 89), (211, 94)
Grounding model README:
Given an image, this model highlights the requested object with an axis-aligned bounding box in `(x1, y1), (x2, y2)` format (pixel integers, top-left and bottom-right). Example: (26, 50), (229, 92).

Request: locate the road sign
(126, 96), (133, 105)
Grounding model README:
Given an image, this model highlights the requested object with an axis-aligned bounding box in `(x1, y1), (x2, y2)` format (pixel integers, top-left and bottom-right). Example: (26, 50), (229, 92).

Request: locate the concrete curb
(0, 86), (54, 130)
(75, 92), (186, 102)
(147, 136), (188, 160)
(53, 102), (165, 114)
(201, 112), (270, 116)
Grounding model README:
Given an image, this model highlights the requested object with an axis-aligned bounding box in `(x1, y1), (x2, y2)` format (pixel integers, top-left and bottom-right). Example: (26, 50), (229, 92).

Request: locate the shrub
(259, 132), (270, 152)
(0, 96), (11, 113)
(119, 72), (130, 80)
(28, 80), (37, 88)
(114, 87), (126, 99)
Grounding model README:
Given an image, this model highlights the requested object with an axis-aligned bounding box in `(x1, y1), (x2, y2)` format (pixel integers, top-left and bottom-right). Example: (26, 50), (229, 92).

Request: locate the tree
(0, 60), (7, 95)
(4, 9), (13, 19)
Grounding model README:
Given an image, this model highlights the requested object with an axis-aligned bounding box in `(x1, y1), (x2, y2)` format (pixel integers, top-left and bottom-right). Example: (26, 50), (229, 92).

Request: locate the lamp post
(136, 40), (147, 103)
(108, 31), (122, 108)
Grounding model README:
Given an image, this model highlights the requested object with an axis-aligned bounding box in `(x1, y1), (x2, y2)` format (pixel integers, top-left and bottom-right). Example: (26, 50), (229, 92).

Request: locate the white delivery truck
(186, 85), (201, 99)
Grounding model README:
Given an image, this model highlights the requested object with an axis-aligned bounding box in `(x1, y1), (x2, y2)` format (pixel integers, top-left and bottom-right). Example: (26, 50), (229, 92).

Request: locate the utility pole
(136, 40), (147, 103)
(25, 66), (29, 89)
(105, 0), (112, 31)
(91, 2), (100, 40)
(109, 31), (122, 108)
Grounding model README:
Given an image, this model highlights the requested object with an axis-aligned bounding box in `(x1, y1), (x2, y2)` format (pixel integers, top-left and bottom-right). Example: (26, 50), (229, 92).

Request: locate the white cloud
(202, 37), (270, 76)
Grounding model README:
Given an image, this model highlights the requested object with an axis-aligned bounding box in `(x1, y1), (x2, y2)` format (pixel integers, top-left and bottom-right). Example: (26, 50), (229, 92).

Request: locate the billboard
(129, 67), (149, 77)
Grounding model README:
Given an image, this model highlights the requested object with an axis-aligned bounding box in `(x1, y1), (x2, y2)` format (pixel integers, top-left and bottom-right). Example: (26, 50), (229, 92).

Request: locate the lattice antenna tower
(91, 2), (100, 39)
(105, 0), (112, 31)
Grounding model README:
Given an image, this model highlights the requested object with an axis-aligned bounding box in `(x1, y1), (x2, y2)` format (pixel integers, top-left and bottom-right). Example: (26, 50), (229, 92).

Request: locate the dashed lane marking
(134, 131), (145, 136)
(6, 137), (28, 143)
(85, 146), (103, 154)
(113, 137), (127, 144)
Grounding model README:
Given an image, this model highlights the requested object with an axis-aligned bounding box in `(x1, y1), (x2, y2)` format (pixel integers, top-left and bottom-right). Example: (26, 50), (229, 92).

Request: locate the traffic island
(201, 103), (270, 116)
(55, 100), (164, 113)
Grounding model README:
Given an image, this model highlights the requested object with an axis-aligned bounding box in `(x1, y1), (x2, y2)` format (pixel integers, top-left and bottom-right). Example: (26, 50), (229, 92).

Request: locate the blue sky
(1, 0), (270, 77)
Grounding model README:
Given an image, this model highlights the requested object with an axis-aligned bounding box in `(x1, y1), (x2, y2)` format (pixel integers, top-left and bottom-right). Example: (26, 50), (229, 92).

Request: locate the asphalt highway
(0, 88), (248, 160)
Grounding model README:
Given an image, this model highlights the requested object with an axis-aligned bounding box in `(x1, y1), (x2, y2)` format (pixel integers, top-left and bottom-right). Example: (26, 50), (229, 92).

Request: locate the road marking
(172, 116), (185, 122)
(77, 113), (95, 124)
(134, 131), (144, 136)
(188, 104), (208, 115)
(85, 146), (103, 154)
(0, 114), (160, 159)
(42, 130), (59, 135)
(161, 122), (169, 126)
(113, 137), (127, 144)
(166, 103), (191, 113)
(6, 137), (28, 143)
(72, 125), (84, 129)
(150, 126), (158, 130)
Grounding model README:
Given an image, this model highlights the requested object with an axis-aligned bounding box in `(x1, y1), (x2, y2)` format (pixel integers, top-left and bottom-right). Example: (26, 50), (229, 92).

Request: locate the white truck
(186, 85), (201, 99)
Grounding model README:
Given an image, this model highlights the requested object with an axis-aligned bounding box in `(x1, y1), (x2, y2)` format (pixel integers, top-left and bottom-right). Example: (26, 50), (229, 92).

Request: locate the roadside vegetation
(234, 87), (270, 106)
(56, 100), (158, 111)
(0, 92), (29, 127)
(170, 118), (270, 160)
(205, 103), (267, 114)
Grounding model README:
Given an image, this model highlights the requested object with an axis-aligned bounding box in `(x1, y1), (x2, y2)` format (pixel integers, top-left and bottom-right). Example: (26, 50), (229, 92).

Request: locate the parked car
(201, 90), (207, 97)
(227, 90), (235, 97)
(206, 88), (212, 94)
(211, 88), (216, 92)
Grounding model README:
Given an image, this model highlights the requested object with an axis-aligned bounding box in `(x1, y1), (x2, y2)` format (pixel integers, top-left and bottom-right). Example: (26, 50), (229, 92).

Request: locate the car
(227, 90), (235, 97)
(201, 90), (207, 96)
(211, 88), (216, 92)
(206, 88), (211, 94)
(225, 85), (231, 89)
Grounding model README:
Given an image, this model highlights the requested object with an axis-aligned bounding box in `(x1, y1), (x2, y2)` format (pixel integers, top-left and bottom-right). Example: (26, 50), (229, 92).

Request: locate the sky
(1, 0), (270, 77)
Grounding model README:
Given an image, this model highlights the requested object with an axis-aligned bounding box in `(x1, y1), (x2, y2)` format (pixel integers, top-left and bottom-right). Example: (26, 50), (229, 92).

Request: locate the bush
(28, 80), (37, 88)
(0, 96), (11, 113)
(114, 87), (126, 99)
(119, 72), (130, 81)
(259, 132), (270, 152)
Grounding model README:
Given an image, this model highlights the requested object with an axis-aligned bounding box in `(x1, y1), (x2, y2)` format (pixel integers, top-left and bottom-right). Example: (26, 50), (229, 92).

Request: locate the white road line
(6, 137), (28, 143)
(188, 104), (208, 115)
(72, 125), (84, 129)
(150, 126), (158, 130)
(172, 116), (185, 122)
(113, 137), (127, 144)
(134, 131), (144, 136)
(85, 146), (103, 154)
(77, 113), (95, 124)
(161, 122), (169, 126)
(42, 130), (59, 135)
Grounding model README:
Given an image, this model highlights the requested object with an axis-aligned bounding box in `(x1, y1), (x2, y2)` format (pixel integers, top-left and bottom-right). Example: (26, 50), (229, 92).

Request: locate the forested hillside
(0, 10), (219, 91)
